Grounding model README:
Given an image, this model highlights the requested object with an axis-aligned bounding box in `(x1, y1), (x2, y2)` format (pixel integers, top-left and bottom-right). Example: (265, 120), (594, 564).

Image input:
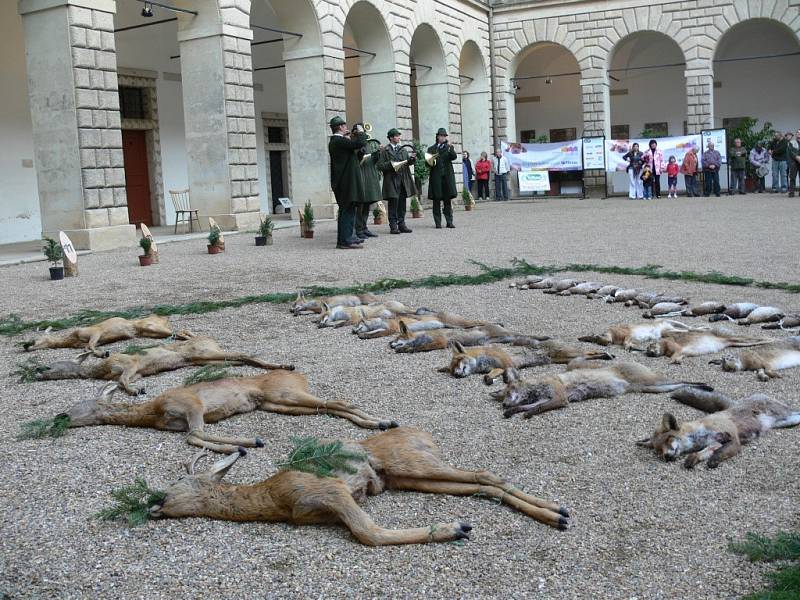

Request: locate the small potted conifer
(462, 188), (475, 211)
(138, 236), (154, 266)
(207, 225), (224, 254)
(255, 215), (273, 246)
(43, 237), (64, 280)
(301, 202), (315, 239)
(372, 206), (384, 225)
(410, 196), (422, 218)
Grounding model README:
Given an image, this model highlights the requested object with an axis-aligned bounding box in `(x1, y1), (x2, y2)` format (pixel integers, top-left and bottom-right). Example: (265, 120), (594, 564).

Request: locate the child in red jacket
(666, 155), (679, 198)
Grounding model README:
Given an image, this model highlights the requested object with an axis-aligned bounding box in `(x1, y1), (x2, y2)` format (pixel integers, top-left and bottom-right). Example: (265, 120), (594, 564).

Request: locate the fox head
(352, 318), (382, 334)
(637, 413), (682, 460)
(495, 370), (558, 410)
(291, 292), (321, 315)
(389, 321), (428, 352)
(317, 303), (341, 328)
(445, 342), (474, 378)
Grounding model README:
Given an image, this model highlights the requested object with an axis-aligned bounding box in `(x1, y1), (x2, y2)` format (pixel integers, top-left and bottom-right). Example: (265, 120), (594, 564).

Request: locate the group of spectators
(462, 150), (512, 202)
(621, 131), (800, 199)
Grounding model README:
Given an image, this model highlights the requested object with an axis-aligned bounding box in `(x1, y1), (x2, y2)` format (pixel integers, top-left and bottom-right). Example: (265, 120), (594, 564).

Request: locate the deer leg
(117, 369), (144, 396)
(388, 478), (568, 530)
(86, 332), (107, 357)
(185, 434), (242, 454)
(188, 430), (264, 449)
(577, 334), (611, 346)
(197, 354), (295, 371)
(303, 485), (472, 546)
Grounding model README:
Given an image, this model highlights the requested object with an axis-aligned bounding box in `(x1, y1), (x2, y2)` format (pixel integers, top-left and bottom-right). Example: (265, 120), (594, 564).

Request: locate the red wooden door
(122, 129), (152, 226)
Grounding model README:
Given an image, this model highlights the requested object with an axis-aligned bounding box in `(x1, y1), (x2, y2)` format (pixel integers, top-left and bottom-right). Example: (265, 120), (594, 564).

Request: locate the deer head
(34, 354), (91, 380)
(149, 449), (246, 519)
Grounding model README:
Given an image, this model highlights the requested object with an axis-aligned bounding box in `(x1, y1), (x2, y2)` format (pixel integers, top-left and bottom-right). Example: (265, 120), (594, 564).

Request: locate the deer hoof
(137, 387), (146, 395)
(559, 506), (570, 518)
(255, 437), (264, 448)
(388, 420), (399, 429)
(102, 351), (111, 358)
(455, 522), (472, 540)
(557, 516), (570, 531)
(237, 447), (248, 456)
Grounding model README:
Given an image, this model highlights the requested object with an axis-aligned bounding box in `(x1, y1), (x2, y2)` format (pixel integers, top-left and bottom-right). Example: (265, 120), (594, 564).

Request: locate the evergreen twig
(730, 531), (800, 600)
(183, 364), (236, 386)
(17, 414), (71, 440)
(277, 437), (366, 477)
(13, 358), (49, 383)
(94, 478), (166, 527)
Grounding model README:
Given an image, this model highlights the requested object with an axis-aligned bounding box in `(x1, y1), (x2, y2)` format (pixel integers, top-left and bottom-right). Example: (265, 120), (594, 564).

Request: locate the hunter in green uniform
(328, 116), (367, 249)
(427, 127), (457, 229)
(377, 128), (416, 234)
(355, 131), (382, 239)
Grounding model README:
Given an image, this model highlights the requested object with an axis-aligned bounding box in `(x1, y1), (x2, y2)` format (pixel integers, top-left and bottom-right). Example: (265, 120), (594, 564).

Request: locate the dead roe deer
(34, 335), (294, 395)
(637, 388), (800, 468)
(709, 336), (800, 380)
(497, 359), (712, 418)
(139, 427), (570, 545)
(22, 315), (190, 357)
(31, 370), (397, 453)
(644, 328), (775, 363)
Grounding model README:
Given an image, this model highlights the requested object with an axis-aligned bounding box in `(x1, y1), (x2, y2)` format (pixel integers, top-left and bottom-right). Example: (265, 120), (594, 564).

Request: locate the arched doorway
(459, 40), (491, 159)
(511, 42), (581, 144)
(409, 24), (448, 147)
(714, 19), (800, 134)
(343, 2), (395, 139)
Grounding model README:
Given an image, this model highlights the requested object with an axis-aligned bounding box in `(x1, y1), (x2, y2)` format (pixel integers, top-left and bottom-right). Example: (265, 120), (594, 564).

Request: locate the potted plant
(372, 206), (384, 225)
(412, 139), (430, 198)
(727, 117), (776, 192)
(256, 215), (273, 246)
(462, 188), (474, 211)
(409, 196), (422, 218)
(42, 237), (64, 280)
(207, 225), (224, 254)
(138, 236), (154, 266)
(301, 201), (315, 239)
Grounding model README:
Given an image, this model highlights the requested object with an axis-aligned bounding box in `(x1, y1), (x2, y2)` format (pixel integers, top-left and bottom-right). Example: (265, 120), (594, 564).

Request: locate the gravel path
(1, 198), (798, 599)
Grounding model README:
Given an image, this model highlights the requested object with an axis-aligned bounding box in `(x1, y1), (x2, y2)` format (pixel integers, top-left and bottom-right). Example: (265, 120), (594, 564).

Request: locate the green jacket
(426, 143), (458, 200)
(377, 144), (416, 200)
(360, 148), (382, 204)
(329, 134), (366, 206)
(768, 138), (788, 161)
(728, 145), (748, 170)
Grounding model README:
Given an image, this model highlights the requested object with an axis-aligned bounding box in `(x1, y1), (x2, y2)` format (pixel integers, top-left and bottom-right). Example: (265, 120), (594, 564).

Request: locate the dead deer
(352, 312), (489, 339)
(389, 321), (549, 353)
(637, 388), (800, 468)
(541, 279), (584, 294)
(762, 314), (800, 330)
(497, 359), (712, 419)
(439, 341), (613, 384)
(21, 315), (190, 357)
(644, 328), (775, 363)
(628, 293), (689, 308)
(291, 292), (378, 315)
(317, 301), (426, 328)
(140, 426), (570, 544)
(709, 336), (800, 381)
(557, 282), (605, 297)
(578, 319), (704, 351)
(586, 285), (620, 300)
(604, 288), (639, 303)
(736, 306), (784, 326)
(35, 370), (396, 453)
(33, 335), (294, 395)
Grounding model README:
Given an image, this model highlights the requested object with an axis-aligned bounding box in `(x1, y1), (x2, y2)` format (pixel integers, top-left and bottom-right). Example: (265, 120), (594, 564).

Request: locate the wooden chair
(169, 189), (202, 233)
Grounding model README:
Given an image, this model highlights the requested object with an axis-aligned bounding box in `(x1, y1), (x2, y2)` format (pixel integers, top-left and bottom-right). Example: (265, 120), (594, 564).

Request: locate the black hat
(387, 128), (401, 138)
(437, 128), (448, 136)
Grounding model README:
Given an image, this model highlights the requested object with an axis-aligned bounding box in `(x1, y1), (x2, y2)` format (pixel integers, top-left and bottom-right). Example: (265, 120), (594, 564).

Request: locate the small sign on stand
(59, 231), (78, 277)
(140, 223), (159, 263)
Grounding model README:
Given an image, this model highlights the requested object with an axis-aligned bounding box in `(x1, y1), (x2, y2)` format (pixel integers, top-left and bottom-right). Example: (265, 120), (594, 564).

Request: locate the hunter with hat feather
(377, 127), (416, 234)
(427, 127), (458, 229)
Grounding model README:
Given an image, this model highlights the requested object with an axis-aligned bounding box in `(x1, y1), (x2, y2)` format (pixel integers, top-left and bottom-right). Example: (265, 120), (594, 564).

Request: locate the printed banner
(701, 129), (728, 164)
(518, 170), (551, 192)
(502, 140), (584, 172)
(605, 135), (702, 172)
(582, 137), (606, 170)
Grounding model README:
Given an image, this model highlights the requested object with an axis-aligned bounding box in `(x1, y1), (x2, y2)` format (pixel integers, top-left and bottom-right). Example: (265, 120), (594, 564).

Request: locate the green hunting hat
(329, 116), (346, 128)
(387, 128), (401, 138)
(437, 127), (448, 136)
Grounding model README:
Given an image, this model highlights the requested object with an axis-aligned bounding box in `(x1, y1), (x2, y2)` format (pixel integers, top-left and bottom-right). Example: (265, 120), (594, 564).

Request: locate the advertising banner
(518, 170), (551, 192)
(701, 129), (728, 163)
(502, 140), (583, 172)
(582, 137), (606, 170)
(605, 135), (702, 172)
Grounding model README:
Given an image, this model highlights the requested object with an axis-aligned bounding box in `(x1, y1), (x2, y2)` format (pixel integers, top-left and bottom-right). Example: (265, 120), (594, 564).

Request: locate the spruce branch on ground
(17, 414), (71, 440)
(94, 478), (166, 527)
(277, 437), (367, 478)
(183, 364), (236, 386)
(730, 531), (800, 600)
(13, 358), (48, 383)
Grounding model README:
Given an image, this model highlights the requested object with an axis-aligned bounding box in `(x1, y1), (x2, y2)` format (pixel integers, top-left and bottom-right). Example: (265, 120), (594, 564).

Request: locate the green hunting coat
(729, 145), (748, 170)
(426, 143), (458, 200)
(360, 148), (383, 204)
(377, 144), (416, 200)
(329, 134), (367, 206)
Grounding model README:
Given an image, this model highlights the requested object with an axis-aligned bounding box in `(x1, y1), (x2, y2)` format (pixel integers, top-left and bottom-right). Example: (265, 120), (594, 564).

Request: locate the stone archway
(459, 40), (490, 159)
(409, 23), (448, 147)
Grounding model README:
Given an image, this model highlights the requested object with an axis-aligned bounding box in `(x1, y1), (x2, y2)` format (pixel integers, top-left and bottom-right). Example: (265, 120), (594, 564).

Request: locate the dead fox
(21, 315), (190, 357)
(644, 328), (775, 363)
(709, 336), (800, 381)
(352, 313), (488, 339)
(41, 370), (397, 453)
(497, 359), (712, 419)
(291, 292), (378, 315)
(317, 301), (423, 328)
(439, 341), (613, 384)
(578, 319), (704, 351)
(389, 322), (548, 353)
(637, 388), (800, 468)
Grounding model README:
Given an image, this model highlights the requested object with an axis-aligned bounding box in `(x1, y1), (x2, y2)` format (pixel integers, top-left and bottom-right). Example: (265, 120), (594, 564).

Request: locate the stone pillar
(18, 0), (135, 250)
(686, 66), (714, 133)
(580, 72), (610, 198)
(177, 19), (260, 230)
(284, 47), (338, 219)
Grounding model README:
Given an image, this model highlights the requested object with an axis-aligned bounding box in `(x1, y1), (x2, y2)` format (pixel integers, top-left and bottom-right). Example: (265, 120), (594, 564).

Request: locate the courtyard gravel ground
(0, 196), (798, 598)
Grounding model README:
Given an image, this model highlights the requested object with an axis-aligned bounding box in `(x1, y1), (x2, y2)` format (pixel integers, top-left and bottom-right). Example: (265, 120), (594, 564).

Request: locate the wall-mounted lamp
(545, 77), (552, 85)
(141, 2), (153, 17)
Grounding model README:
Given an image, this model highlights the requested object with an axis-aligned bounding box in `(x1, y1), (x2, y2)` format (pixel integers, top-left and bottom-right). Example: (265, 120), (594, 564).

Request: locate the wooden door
(122, 129), (152, 226)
